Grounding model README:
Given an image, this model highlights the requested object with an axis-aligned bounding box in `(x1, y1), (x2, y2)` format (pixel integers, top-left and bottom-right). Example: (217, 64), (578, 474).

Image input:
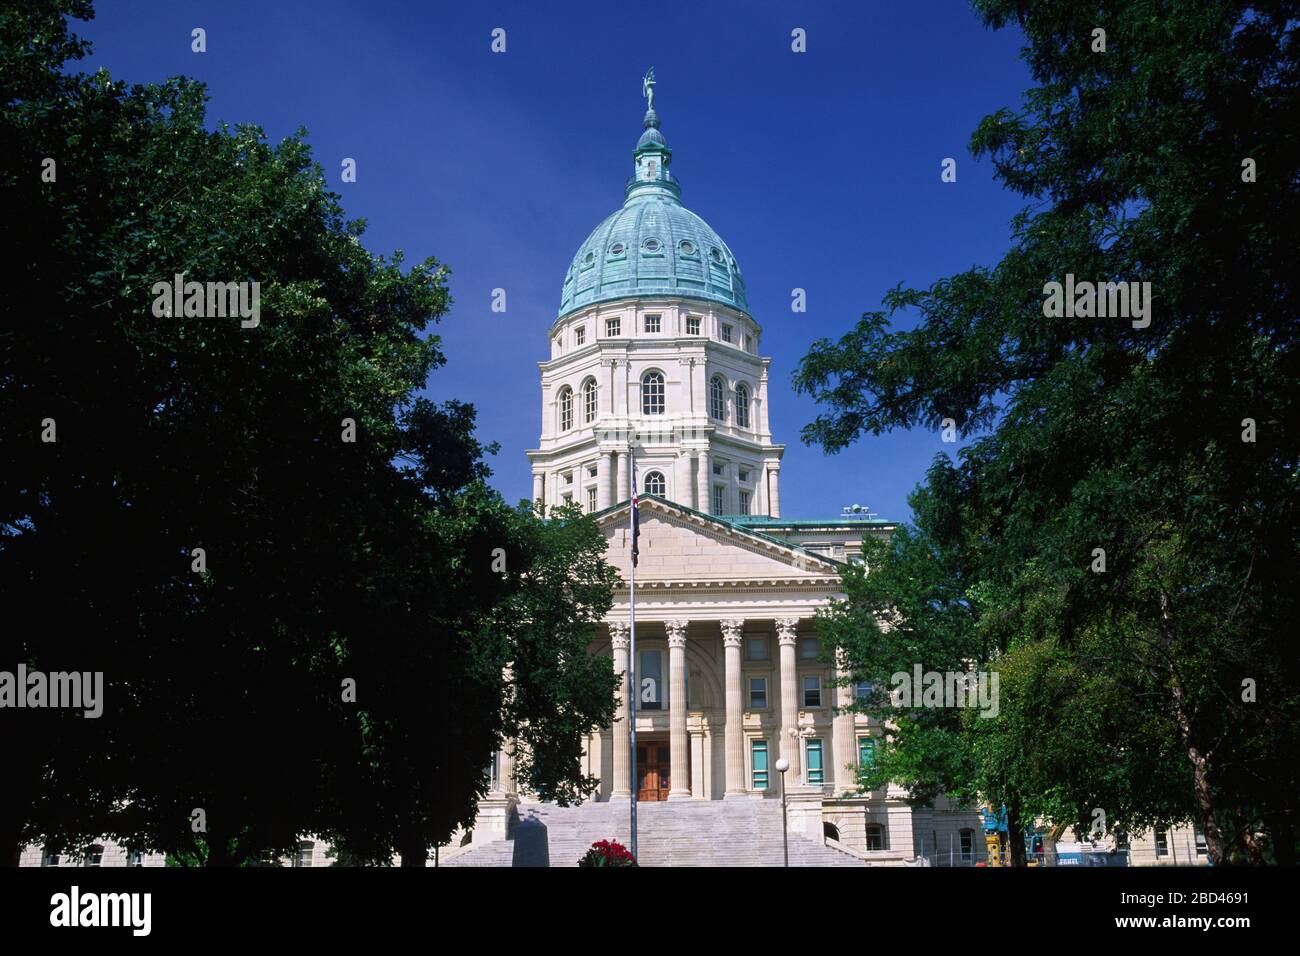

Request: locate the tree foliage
(1, 1), (617, 867)
(798, 0), (1299, 864)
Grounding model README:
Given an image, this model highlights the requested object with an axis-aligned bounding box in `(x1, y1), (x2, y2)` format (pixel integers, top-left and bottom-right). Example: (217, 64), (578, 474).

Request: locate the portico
(583, 495), (869, 805)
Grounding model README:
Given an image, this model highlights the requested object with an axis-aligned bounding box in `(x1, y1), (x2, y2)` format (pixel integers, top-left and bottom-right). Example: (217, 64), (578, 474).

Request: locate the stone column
(498, 744), (516, 795)
(767, 466), (781, 518)
(696, 448), (711, 514)
(690, 731), (706, 798)
(616, 451), (629, 505)
(531, 473), (544, 508)
(721, 619), (746, 796)
(596, 453), (611, 511)
(674, 453), (691, 507)
(777, 617), (801, 781)
(666, 620), (691, 799)
(832, 649), (857, 793)
(609, 623), (632, 799)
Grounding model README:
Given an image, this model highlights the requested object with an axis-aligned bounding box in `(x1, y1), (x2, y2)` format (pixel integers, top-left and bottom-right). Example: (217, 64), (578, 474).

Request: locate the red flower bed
(578, 839), (638, 867)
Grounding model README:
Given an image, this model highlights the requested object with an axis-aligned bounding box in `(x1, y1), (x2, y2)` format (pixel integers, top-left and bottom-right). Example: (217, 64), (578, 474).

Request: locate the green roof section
(726, 515), (895, 529)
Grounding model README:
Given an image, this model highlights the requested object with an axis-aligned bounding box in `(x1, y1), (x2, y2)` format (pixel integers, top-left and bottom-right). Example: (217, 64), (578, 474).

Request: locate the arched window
(824, 822), (841, 842)
(643, 471), (666, 496)
(641, 371), (665, 415)
(735, 383), (750, 428)
(709, 376), (726, 420)
(558, 386), (573, 432)
(582, 379), (597, 423)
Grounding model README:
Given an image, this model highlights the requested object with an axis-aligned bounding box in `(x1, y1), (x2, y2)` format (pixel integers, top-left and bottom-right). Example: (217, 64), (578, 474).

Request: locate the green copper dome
(558, 73), (748, 318)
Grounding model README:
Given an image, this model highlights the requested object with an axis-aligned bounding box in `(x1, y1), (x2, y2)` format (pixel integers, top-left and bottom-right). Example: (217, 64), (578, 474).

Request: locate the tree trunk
(399, 831), (427, 868)
(1264, 811), (1295, 866)
(1238, 811), (1264, 865)
(1167, 676), (1227, 865)
(205, 831), (231, 867)
(1005, 804), (1028, 867)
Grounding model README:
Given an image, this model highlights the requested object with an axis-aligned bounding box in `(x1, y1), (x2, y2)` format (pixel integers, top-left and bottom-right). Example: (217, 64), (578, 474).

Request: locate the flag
(630, 472), (640, 568)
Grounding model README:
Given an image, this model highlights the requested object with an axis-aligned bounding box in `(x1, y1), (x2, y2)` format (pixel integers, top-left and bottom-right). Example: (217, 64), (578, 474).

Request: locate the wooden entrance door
(636, 742), (671, 801)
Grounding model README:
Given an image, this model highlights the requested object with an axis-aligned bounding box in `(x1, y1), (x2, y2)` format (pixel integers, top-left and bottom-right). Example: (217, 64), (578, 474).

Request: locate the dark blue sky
(76, 0), (1031, 523)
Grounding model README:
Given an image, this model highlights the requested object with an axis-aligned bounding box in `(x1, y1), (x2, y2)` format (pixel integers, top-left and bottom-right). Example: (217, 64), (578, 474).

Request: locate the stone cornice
(598, 495), (843, 576)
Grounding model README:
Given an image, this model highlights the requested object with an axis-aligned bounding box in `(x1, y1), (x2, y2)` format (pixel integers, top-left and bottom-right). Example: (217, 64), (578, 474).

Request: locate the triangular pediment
(594, 495), (842, 588)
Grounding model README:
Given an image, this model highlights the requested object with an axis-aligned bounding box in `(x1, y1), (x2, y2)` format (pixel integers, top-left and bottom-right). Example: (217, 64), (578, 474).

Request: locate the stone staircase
(442, 799), (868, 867)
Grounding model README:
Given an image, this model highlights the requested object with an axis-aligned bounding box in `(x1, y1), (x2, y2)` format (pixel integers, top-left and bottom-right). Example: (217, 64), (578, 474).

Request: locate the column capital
(609, 621), (631, 650)
(776, 617), (800, 644)
(719, 618), (745, 647)
(665, 619), (689, 646)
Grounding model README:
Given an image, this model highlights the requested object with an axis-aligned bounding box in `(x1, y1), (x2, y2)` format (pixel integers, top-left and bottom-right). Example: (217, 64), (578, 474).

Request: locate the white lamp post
(775, 757), (790, 867)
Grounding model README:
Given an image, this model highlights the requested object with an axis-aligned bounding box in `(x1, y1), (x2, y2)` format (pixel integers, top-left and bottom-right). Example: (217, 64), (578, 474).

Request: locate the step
(443, 799), (868, 868)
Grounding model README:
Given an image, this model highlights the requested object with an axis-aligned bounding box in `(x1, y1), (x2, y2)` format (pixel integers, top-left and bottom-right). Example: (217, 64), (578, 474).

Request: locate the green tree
(1, 0), (618, 867)
(797, 0), (1299, 864)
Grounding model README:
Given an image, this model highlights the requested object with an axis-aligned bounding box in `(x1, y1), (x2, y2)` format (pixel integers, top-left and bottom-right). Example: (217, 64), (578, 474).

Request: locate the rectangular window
(296, 841), (314, 868)
(858, 737), (876, 768)
(484, 752), (499, 790)
(686, 316), (701, 335)
(746, 636), (768, 661)
(640, 650), (663, 710)
(751, 739), (769, 791)
(712, 462), (724, 476)
(798, 637), (819, 660)
(1195, 828), (1208, 856)
(711, 485), (725, 515)
(806, 738), (824, 784)
(563, 471), (573, 485)
(737, 490), (750, 515)
(743, 334), (751, 352)
(575, 327), (586, 346)
(960, 829), (974, 863)
(738, 468), (750, 482)
(605, 317), (621, 337)
(748, 677), (767, 709)
(854, 680), (873, 701)
(803, 676), (822, 708)
(1155, 827), (1169, 857)
(587, 487), (597, 512)
(644, 313), (661, 333)
(720, 323), (733, 343)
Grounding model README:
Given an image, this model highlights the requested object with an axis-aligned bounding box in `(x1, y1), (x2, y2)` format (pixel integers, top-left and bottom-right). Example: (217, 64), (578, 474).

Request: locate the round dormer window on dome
(609, 242), (625, 256)
(643, 238), (661, 253)
(679, 240), (696, 256)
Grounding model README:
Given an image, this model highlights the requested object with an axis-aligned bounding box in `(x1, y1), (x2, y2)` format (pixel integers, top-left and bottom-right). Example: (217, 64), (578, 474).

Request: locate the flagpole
(628, 441), (638, 861)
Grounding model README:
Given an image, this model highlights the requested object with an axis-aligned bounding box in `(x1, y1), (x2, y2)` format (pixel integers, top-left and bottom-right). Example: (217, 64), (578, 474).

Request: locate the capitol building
(452, 73), (986, 866)
(19, 74), (1202, 870)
